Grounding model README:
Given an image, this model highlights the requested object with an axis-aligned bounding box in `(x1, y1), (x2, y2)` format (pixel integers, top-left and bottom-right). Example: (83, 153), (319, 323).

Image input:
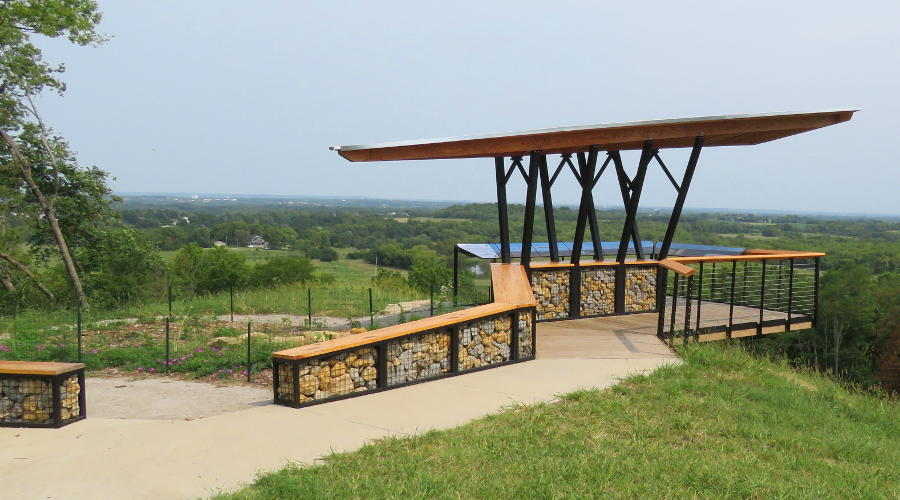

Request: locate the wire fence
(0, 282), (492, 382)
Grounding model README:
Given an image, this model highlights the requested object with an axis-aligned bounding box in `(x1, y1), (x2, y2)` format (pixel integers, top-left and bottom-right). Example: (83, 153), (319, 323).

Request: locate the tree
(251, 256), (314, 287)
(406, 246), (452, 294)
(0, 0), (104, 309)
(819, 264), (876, 378)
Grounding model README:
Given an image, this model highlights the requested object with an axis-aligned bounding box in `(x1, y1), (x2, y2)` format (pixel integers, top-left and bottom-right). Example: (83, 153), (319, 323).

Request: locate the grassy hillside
(221, 345), (899, 499)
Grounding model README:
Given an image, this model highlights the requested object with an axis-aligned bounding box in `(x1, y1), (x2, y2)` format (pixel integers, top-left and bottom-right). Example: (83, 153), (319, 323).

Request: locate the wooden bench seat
(0, 360), (85, 376)
(274, 263), (536, 361)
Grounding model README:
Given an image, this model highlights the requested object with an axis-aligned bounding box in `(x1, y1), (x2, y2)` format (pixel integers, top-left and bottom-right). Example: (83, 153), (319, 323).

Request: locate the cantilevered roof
(331, 108), (857, 162)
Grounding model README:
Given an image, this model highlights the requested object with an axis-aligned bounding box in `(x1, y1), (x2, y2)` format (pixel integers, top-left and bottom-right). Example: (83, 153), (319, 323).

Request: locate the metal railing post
(695, 262), (703, 332)
(669, 274), (679, 346)
(758, 260), (767, 336)
(684, 276), (694, 343)
(728, 260), (737, 339)
(813, 257), (821, 328)
(787, 258), (795, 331)
(656, 267), (668, 339)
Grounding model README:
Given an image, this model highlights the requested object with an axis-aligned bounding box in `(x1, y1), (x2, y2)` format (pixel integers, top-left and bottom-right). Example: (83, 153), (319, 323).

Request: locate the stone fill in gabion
(581, 267), (615, 316)
(276, 362), (294, 403)
(517, 310), (534, 358)
(531, 270), (570, 320)
(458, 315), (512, 370)
(625, 266), (657, 312)
(1, 378), (50, 424)
(295, 347), (377, 403)
(386, 330), (451, 386)
(59, 375), (80, 422)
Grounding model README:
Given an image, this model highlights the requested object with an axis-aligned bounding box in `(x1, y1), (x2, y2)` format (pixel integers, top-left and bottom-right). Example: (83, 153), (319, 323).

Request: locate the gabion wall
(1, 374), (81, 426)
(458, 314), (512, 370)
(292, 347), (377, 404)
(580, 267), (615, 316)
(386, 330), (451, 386)
(517, 310), (534, 358)
(625, 266), (657, 312)
(531, 270), (570, 320)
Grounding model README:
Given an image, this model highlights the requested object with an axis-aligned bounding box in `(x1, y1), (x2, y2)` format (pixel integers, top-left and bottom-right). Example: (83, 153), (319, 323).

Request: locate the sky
(36, 1), (900, 215)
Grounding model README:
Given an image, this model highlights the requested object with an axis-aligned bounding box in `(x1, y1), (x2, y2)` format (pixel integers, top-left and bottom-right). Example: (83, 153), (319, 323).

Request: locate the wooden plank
(489, 263), (537, 307)
(334, 110), (855, 162)
(274, 263), (536, 360)
(743, 248), (797, 255)
(658, 258), (696, 277)
(0, 361), (85, 376)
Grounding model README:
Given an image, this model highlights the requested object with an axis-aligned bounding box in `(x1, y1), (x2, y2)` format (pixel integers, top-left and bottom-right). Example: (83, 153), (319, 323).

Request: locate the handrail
(668, 251), (824, 264)
(273, 263), (535, 360)
(658, 259), (696, 277)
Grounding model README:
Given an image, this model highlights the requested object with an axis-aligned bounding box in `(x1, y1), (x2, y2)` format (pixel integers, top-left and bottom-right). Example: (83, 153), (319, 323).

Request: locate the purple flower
(0, 344), (9, 352)
(91, 349), (99, 355)
(136, 367), (143, 372)
(187, 353), (193, 357)
(210, 374), (217, 379)
(227, 369), (233, 374)
(148, 367), (155, 373)
(217, 352), (225, 357)
(58, 343), (66, 348)
(36, 345), (45, 351)
(180, 356), (186, 361)
(195, 347), (204, 353)
(242, 370), (249, 376)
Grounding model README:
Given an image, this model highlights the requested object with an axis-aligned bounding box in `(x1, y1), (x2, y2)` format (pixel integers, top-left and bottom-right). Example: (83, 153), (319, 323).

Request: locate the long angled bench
(0, 361), (86, 428)
(272, 263), (537, 407)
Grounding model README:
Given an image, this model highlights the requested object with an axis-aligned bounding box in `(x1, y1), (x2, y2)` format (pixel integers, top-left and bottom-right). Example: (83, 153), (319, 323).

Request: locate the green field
(220, 344), (899, 499)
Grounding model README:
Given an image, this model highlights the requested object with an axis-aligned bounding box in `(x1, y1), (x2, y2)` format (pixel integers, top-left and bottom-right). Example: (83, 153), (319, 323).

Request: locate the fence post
(75, 302), (81, 363)
(168, 283), (173, 318)
(430, 280), (435, 317)
(165, 317), (170, 375)
(368, 288), (374, 328)
(247, 321), (252, 383)
(230, 286), (234, 322)
(307, 288), (312, 329)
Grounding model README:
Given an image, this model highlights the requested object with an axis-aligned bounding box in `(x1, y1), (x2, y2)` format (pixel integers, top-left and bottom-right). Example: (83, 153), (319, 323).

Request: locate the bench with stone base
(0, 361), (86, 428)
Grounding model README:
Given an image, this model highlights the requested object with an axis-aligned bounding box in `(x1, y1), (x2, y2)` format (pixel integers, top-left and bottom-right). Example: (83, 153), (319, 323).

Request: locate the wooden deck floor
(537, 301), (810, 358)
(537, 313), (676, 360)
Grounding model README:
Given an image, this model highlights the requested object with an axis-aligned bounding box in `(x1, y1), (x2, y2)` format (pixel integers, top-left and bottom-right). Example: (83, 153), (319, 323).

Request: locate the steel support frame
(656, 136), (705, 260)
(494, 157), (512, 263)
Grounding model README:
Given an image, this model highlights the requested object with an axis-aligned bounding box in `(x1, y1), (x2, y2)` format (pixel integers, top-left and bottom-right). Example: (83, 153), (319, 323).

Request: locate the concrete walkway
(0, 313), (678, 500)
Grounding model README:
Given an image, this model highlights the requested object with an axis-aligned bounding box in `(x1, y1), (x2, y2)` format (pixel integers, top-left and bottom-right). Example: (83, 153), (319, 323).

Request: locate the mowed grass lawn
(221, 345), (899, 499)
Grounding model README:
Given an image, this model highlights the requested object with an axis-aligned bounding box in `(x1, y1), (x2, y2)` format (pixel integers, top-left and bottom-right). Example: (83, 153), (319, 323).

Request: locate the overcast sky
(37, 1), (900, 215)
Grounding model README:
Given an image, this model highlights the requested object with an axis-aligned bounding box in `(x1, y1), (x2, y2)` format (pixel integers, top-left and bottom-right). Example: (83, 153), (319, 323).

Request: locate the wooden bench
(0, 361), (86, 428)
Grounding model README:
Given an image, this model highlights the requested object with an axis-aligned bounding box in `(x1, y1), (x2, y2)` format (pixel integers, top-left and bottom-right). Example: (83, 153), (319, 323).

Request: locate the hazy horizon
(34, 1), (900, 215)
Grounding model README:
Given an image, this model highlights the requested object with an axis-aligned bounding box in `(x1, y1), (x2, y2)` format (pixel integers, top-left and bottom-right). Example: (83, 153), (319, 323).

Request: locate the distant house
(213, 240), (226, 247)
(247, 235), (269, 249)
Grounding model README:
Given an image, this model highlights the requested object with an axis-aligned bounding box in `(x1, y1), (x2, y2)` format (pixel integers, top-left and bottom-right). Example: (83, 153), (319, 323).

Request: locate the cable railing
(656, 252), (821, 346)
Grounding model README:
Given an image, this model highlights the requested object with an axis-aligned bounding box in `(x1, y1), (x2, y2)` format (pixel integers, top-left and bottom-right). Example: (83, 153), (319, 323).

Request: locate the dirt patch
(86, 376), (272, 420)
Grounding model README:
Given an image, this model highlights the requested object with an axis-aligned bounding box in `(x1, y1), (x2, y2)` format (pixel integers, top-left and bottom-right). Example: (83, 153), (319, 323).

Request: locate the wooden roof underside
(331, 109), (857, 162)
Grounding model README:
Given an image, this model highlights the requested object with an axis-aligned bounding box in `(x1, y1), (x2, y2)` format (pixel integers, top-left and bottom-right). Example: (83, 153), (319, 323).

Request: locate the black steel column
(695, 262), (703, 332)
(610, 151), (644, 259)
(538, 154), (559, 262)
(520, 153), (540, 267)
(494, 157), (511, 264)
(571, 149), (599, 265)
(657, 136), (704, 260)
(616, 141), (654, 263)
(656, 268), (668, 338)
